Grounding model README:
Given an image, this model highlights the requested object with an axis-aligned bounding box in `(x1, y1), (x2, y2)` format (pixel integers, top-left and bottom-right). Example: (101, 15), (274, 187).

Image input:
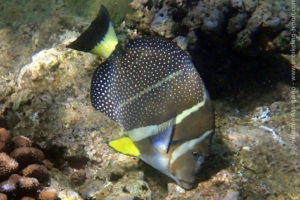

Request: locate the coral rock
(0, 129), (11, 153)
(23, 164), (49, 183)
(7, 174), (21, 184)
(12, 136), (32, 148)
(0, 179), (16, 194)
(0, 129), (11, 144)
(0, 193), (7, 200)
(0, 153), (19, 178)
(10, 147), (45, 166)
(21, 197), (35, 200)
(18, 177), (40, 192)
(38, 187), (58, 200)
(0, 143), (5, 154)
(0, 174), (20, 194)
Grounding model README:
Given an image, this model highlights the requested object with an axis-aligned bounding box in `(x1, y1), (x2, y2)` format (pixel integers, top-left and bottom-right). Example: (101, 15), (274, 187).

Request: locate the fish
(67, 5), (214, 189)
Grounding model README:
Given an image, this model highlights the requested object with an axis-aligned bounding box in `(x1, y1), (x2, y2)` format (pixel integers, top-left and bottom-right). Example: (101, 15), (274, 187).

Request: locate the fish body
(68, 6), (214, 189)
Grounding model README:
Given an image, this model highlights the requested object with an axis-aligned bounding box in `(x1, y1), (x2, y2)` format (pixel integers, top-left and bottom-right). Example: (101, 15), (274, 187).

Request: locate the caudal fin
(67, 5), (118, 58)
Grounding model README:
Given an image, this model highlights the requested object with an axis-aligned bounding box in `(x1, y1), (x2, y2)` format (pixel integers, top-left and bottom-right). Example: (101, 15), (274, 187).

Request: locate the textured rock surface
(0, 0), (299, 199)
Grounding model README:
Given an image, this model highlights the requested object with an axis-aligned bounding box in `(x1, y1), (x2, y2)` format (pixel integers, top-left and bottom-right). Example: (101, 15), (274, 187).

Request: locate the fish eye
(192, 151), (200, 159)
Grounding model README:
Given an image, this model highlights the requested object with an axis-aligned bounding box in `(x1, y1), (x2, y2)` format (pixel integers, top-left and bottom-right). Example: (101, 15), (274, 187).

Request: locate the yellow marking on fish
(109, 137), (140, 157)
(91, 22), (118, 58)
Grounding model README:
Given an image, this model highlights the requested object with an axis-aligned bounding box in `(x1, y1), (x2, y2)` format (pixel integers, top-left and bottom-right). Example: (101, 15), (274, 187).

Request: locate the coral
(12, 136), (32, 148)
(18, 177), (40, 193)
(20, 197), (35, 200)
(0, 174), (20, 194)
(23, 164), (49, 183)
(0, 128), (11, 152)
(0, 128), (58, 200)
(0, 153), (19, 179)
(0, 193), (7, 200)
(10, 147), (45, 166)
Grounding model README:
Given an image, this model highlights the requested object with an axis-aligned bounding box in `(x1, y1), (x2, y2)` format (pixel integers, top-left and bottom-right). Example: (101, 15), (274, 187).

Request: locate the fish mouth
(177, 179), (195, 190)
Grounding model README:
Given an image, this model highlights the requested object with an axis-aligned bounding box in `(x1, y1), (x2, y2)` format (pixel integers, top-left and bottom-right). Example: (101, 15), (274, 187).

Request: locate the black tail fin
(67, 5), (118, 58)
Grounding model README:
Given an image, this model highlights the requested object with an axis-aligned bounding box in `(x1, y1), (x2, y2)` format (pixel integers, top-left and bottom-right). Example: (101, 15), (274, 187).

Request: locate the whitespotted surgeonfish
(68, 5), (214, 189)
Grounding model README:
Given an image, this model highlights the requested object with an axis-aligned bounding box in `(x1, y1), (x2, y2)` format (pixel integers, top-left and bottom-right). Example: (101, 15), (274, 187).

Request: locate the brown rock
(10, 147), (45, 166)
(0, 193), (7, 200)
(18, 177), (40, 192)
(8, 174), (22, 184)
(21, 197), (35, 200)
(0, 129), (10, 144)
(0, 143), (5, 153)
(23, 164), (49, 183)
(38, 187), (58, 200)
(12, 136), (32, 148)
(0, 174), (20, 194)
(0, 129), (11, 153)
(0, 153), (19, 178)
(0, 179), (16, 194)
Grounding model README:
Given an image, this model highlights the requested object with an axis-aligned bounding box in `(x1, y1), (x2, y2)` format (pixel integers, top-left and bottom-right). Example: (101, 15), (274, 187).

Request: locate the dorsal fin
(67, 5), (118, 58)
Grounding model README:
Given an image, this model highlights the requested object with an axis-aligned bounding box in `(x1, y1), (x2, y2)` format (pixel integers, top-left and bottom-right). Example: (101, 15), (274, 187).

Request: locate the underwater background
(0, 0), (299, 199)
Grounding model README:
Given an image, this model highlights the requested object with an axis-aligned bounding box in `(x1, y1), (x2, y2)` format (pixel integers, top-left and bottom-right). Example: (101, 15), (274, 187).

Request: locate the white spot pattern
(90, 37), (204, 130)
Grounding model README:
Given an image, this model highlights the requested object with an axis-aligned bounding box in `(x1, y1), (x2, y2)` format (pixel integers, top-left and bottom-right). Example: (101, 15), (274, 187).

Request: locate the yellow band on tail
(91, 22), (118, 58)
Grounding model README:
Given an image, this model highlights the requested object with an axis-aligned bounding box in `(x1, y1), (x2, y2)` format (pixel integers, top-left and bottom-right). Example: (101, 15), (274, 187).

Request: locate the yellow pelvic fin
(109, 137), (140, 157)
(91, 22), (118, 58)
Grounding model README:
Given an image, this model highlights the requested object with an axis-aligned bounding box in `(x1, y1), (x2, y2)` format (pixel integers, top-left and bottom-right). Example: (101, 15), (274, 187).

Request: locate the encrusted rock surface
(127, 0), (298, 54)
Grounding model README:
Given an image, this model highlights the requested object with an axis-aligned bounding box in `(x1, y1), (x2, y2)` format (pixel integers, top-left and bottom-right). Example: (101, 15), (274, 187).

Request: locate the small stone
(0, 153), (19, 178)
(38, 187), (58, 200)
(0, 193), (7, 200)
(0, 129), (10, 144)
(21, 197), (35, 200)
(10, 147), (44, 166)
(12, 136), (32, 148)
(23, 164), (49, 183)
(0, 129), (10, 152)
(0, 179), (17, 194)
(18, 177), (40, 192)
(0, 174), (20, 194)
(0, 143), (5, 153)
(8, 174), (21, 184)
